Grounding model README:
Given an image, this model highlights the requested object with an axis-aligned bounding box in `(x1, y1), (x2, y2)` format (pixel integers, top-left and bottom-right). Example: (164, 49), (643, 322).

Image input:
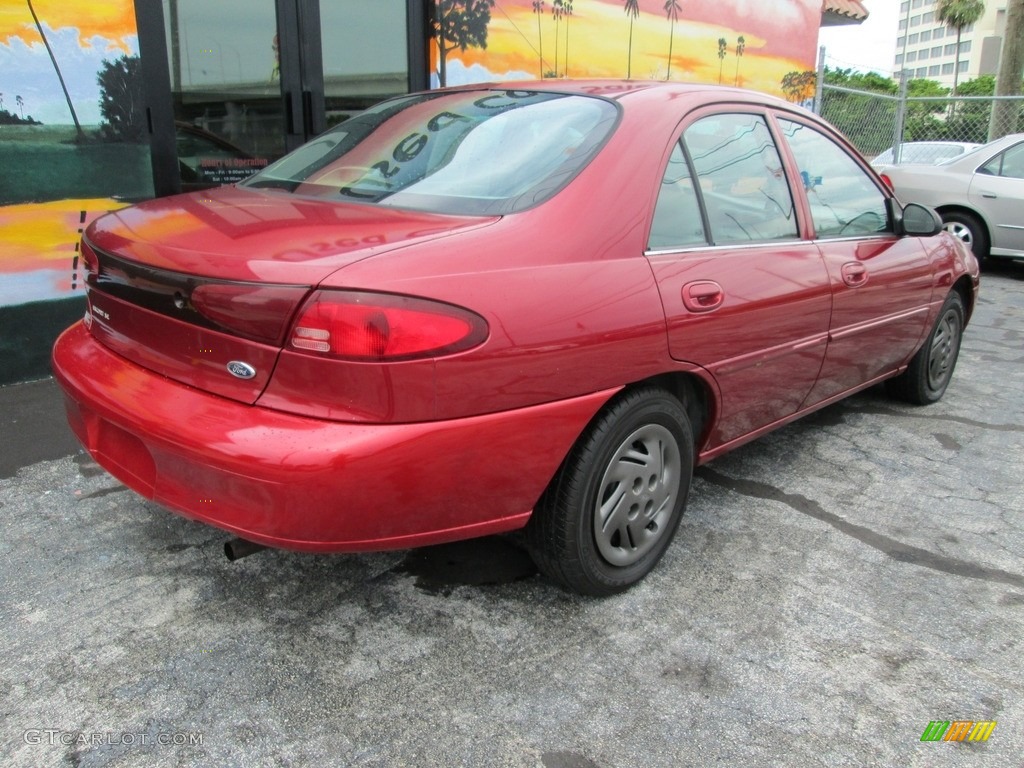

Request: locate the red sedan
(52, 82), (979, 595)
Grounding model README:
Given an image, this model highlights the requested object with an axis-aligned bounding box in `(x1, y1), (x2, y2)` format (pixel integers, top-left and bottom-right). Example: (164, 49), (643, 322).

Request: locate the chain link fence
(816, 83), (1024, 163)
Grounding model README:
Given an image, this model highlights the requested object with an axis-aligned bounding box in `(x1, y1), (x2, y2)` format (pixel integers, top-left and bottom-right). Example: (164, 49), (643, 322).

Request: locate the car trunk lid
(82, 187), (497, 404)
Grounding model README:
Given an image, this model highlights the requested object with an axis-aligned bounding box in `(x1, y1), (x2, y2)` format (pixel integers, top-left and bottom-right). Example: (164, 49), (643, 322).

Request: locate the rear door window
(682, 113), (798, 244)
(980, 142), (1024, 178)
(648, 142), (708, 250)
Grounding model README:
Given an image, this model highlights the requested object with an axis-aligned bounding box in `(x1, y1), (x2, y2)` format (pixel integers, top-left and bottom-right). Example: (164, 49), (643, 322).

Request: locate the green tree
(664, 0), (681, 79)
(97, 55), (146, 143)
(734, 35), (745, 86)
(949, 74), (1005, 142)
(16, 95), (24, 118)
(902, 78), (950, 141)
(431, 0), (496, 87)
(819, 67), (897, 154)
(717, 37), (727, 84)
(936, 0), (985, 98)
(624, 0), (640, 79)
(989, 0), (1024, 139)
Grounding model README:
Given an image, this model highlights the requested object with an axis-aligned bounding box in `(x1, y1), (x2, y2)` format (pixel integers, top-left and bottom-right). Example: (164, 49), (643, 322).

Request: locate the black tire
(525, 386), (694, 596)
(886, 292), (965, 405)
(942, 211), (989, 262)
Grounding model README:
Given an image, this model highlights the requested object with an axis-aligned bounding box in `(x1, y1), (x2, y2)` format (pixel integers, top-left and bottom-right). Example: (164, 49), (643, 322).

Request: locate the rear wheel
(526, 387), (694, 596)
(942, 211), (989, 262)
(886, 292), (965, 405)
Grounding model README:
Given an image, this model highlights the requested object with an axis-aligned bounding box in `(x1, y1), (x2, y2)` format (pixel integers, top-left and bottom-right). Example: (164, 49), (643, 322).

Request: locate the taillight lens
(288, 290), (488, 361)
(191, 283), (311, 345)
(880, 173), (893, 192)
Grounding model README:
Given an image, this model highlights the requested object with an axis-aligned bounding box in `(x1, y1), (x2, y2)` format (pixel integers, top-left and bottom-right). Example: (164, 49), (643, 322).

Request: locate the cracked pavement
(1, 264), (1022, 767)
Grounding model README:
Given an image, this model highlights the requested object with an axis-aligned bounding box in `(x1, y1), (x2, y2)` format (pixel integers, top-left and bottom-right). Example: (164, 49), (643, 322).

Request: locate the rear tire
(886, 292), (965, 405)
(942, 211), (989, 262)
(526, 387), (694, 596)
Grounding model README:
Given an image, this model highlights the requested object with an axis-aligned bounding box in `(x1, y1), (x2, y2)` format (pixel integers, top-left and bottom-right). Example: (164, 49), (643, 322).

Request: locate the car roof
(884, 132), (1024, 179)
(442, 79), (800, 111)
(940, 132), (1024, 170)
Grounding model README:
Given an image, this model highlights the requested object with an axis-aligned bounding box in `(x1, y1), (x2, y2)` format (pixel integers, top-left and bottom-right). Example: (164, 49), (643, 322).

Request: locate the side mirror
(900, 202), (943, 237)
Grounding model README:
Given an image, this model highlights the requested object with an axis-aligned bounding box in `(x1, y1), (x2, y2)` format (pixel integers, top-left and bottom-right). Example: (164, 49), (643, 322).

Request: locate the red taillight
(880, 173), (894, 192)
(191, 283), (311, 345)
(288, 290), (488, 361)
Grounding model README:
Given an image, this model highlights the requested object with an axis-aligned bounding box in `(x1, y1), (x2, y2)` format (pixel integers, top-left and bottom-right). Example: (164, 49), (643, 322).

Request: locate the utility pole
(989, 0), (1024, 140)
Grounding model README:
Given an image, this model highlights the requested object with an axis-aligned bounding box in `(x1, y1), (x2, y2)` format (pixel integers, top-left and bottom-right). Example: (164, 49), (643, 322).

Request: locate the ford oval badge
(226, 361), (257, 379)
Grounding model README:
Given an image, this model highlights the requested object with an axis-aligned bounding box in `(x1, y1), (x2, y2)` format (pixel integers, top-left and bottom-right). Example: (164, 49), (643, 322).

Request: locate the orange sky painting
(438, 0), (821, 96)
(0, 0), (137, 52)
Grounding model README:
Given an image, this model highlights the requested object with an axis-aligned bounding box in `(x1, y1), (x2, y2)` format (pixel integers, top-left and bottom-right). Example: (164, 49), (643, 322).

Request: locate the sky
(817, 1), (901, 76)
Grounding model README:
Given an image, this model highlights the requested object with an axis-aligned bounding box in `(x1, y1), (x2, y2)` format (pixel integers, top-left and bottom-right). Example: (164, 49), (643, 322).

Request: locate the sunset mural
(0, 0), (145, 306)
(430, 0), (821, 97)
(0, 0), (139, 124)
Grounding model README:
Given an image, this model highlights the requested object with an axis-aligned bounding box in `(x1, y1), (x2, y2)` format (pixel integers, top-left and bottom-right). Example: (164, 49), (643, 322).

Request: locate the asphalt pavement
(2, 263), (1023, 767)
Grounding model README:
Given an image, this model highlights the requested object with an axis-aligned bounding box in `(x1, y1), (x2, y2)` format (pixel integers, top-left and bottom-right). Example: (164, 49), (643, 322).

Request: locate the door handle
(682, 280), (724, 313)
(841, 262), (868, 287)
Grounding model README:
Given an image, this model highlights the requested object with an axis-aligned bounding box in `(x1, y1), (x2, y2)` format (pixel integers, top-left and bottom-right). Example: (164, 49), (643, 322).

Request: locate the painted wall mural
(0, 0), (150, 308)
(429, 0), (821, 99)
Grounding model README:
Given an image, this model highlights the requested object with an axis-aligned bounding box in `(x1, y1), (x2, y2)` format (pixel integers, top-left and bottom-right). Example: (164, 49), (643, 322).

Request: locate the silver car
(880, 133), (1024, 263)
(870, 140), (980, 171)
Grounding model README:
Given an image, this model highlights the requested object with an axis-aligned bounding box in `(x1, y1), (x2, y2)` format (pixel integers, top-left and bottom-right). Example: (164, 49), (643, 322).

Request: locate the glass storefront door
(319, 0), (411, 129)
(162, 0), (285, 190)
(150, 0), (415, 194)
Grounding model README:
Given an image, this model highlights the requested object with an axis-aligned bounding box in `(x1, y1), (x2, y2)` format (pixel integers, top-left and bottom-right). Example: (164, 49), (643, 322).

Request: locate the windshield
(243, 89), (619, 215)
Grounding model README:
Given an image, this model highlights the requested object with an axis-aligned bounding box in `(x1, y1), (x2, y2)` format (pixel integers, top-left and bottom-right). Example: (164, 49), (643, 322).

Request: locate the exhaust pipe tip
(224, 537), (267, 561)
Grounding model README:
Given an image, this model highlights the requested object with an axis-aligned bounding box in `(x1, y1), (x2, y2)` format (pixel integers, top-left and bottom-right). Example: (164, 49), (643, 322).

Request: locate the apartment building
(895, 0), (1010, 84)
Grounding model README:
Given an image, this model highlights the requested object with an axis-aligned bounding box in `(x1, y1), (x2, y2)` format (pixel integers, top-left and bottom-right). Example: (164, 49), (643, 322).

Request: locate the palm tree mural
(734, 35), (745, 86)
(532, 1), (545, 79)
(717, 37), (728, 84)
(664, 0), (681, 79)
(563, 0), (574, 78)
(552, 0), (564, 78)
(780, 71), (816, 103)
(624, 0), (640, 79)
(17, 95), (25, 118)
(431, 0), (496, 87)
(26, 0), (85, 140)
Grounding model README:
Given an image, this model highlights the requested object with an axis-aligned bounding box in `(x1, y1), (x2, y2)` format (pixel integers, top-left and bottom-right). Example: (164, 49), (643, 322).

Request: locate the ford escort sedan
(52, 82), (979, 595)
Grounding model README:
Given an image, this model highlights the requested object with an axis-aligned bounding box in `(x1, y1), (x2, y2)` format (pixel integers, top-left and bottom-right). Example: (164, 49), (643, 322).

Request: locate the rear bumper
(52, 322), (614, 551)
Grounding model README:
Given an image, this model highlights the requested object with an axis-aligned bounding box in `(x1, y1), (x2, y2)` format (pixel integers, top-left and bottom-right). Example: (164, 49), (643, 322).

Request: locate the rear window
(243, 90), (619, 215)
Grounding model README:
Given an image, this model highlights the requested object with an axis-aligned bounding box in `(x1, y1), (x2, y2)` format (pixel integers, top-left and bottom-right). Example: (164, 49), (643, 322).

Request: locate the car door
(970, 139), (1024, 255)
(774, 116), (934, 406)
(646, 111), (832, 449)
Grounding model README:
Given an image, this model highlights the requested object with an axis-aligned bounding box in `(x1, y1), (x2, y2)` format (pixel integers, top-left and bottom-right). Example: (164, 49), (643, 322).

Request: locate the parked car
(880, 133), (1024, 263)
(52, 82), (979, 595)
(870, 140), (980, 171)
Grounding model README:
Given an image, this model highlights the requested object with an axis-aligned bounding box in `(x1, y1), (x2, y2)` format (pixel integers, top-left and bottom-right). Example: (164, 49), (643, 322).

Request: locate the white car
(870, 141), (980, 171)
(880, 133), (1024, 263)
